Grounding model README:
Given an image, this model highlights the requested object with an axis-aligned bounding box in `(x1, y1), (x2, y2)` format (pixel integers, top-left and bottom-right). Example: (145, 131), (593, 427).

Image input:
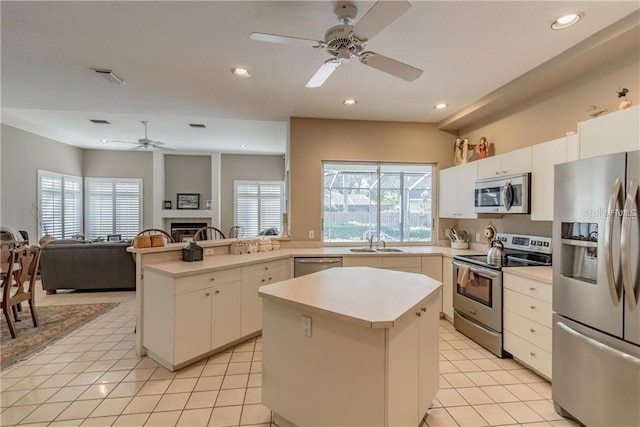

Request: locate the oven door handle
(453, 261), (501, 279)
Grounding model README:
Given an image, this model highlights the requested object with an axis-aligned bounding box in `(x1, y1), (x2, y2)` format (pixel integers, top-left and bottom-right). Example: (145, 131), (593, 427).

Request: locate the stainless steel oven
(453, 233), (552, 357)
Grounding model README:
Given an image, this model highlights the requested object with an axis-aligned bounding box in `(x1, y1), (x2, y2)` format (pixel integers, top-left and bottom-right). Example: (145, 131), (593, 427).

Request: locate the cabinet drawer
(503, 274), (552, 303)
(242, 259), (287, 278)
(504, 331), (551, 379)
(175, 268), (241, 294)
(382, 256), (421, 269)
(504, 309), (552, 352)
(343, 256), (382, 268)
(503, 288), (552, 328)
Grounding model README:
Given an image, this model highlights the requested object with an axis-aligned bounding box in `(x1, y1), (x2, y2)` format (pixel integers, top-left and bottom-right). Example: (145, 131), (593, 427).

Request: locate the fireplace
(171, 222), (207, 242)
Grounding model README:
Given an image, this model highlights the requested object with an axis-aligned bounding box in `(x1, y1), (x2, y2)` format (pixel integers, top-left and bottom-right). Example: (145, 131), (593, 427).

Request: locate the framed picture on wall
(177, 193), (200, 210)
(163, 200), (172, 210)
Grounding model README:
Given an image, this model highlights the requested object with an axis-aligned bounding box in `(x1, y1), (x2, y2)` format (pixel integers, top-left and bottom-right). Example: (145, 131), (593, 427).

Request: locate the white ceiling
(1, 1), (638, 154)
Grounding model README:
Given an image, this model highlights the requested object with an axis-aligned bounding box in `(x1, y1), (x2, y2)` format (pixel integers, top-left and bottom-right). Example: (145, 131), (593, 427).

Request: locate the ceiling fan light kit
(250, 0), (422, 88)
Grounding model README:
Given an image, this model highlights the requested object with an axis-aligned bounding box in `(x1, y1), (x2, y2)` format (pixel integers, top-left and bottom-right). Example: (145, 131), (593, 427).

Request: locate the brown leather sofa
(40, 240), (135, 292)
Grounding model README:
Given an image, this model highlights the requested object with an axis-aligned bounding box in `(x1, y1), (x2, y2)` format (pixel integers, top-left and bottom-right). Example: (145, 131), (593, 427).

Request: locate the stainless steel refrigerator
(552, 150), (640, 426)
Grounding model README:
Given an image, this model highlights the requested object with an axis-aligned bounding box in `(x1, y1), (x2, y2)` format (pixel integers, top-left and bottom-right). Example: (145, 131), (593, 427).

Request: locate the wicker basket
(133, 235), (151, 248)
(150, 234), (165, 247)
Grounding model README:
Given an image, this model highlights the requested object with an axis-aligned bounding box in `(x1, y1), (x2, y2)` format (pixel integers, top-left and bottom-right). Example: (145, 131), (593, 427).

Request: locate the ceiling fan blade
(360, 52), (422, 81)
(106, 140), (138, 145)
(353, 0), (411, 41)
(149, 140), (165, 146)
(305, 60), (341, 88)
(250, 32), (325, 48)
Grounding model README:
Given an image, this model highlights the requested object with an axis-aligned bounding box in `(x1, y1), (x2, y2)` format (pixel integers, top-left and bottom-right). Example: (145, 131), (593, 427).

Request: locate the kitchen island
(259, 267), (442, 427)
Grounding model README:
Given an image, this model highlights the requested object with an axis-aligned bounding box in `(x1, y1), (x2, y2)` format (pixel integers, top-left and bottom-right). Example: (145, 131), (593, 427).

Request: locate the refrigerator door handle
(557, 321), (640, 367)
(605, 178), (624, 306)
(622, 178), (639, 311)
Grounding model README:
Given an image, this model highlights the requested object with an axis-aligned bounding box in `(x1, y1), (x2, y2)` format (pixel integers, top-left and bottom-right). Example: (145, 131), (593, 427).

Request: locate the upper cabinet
(578, 105), (640, 159)
(439, 162), (477, 219)
(477, 147), (532, 179)
(530, 134), (578, 221)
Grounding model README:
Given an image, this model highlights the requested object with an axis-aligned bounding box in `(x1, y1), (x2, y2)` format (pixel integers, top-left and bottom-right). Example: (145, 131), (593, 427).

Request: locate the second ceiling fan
(250, 0), (423, 88)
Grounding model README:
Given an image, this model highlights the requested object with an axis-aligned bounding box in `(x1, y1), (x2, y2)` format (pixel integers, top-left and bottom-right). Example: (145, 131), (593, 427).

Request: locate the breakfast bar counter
(259, 267), (442, 427)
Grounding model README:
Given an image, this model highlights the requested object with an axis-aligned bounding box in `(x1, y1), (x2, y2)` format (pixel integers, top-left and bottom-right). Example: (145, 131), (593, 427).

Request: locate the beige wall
(83, 149), (154, 229)
(220, 154), (285, 235)
(164, 155), (212, 209)
(1, 124), (84, 241)
(289, 118), (455, 242)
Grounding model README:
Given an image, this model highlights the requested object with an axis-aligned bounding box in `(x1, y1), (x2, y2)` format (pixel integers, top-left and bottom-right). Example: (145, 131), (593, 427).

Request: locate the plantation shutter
(234, 181), (284, 237)
(37, 170), (82, 240)
(86, 178), (142, 240)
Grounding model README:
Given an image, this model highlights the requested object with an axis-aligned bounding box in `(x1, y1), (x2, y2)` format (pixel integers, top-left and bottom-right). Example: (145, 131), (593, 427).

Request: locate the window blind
(234, 181), (284, 237)
(37, 170), (82, 240)
(85, 178), (142, 240)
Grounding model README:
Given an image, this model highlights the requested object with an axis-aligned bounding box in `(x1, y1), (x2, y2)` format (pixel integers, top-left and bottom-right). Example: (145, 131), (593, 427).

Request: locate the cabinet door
(241, 275), (263, 336)
(175, 289), (212, 364)
(441, 257), (454, 319)
(342, 256), (382, 268)
(501, 146), (532, 176)
(531, 137), (566, 221)
(456, 162), (478, 219)
(421, 256), (442, 281)
(476, 156), (502, 179)
(418, 295), (440, 418)
(579, 105), (640, 159)
(438, 167), (458, 218)
(211, 282), (241, 350)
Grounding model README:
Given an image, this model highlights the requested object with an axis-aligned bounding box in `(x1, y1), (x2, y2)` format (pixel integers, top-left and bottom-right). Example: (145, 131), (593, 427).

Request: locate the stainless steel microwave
(474, 173), (530, 214)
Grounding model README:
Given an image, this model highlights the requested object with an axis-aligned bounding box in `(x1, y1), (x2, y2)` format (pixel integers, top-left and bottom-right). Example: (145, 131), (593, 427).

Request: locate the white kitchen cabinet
(578, 105), (640, 159)
(531, 136), (568, 221)
(421, 256), (442, 281)
(342, 256), (382, 268)
(441, 257), (454, 320)
(382, 256), (422, 273)
(241, 259), (288, 336)
(143, 267), (244, 370)
(439, 162), (477, 219)
(477, 146), (532, 179)
(503, 272), (552, 380)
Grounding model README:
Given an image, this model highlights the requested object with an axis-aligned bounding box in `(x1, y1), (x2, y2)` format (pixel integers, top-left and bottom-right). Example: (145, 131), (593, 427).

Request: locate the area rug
(1, 303), (118, 369)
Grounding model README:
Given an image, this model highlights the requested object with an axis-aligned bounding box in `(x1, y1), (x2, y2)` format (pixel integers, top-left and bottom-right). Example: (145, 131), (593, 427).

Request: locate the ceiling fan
(250, 0), (423, 88)
(104, 121), (175, 151)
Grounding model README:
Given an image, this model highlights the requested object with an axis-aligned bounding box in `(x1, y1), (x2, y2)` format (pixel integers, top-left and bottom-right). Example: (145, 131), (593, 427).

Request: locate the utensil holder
(451, 241), (469, 249)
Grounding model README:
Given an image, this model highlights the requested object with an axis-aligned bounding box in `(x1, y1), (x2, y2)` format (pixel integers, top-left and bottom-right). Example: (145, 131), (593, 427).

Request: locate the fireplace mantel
(161, 209), (213, 219)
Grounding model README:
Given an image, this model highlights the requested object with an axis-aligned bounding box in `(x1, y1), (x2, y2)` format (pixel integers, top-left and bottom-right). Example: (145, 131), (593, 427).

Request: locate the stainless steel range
(452, 233), (552, 357)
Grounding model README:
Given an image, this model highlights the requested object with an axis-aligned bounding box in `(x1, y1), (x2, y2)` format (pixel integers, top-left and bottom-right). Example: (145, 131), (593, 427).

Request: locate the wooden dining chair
(194, 226), (226, 241)
(2, 245), (42, 338)
(134, 228), (174, 245)
(228, 226), (244, 239)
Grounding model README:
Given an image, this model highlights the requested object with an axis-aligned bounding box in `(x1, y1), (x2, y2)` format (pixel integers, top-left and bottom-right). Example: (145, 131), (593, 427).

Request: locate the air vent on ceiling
(91, 68), (126, 85)
(89, 119), (111, 124)
(189, 123), (206, 128)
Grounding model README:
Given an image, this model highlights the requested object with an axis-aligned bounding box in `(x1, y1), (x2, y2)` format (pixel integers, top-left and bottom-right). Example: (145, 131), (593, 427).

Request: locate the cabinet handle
(495, 171), (500, 175)
(215, 290), (220, 294)
(529, 287), (536, 291)
(205, 292), (210, 296)
(530, 305), (536, 309)
(530, 328), (536, 333)
(264, 267), (269, 270)
(210, 277), (215, 281)
(268, 277), (272, 281)
(502, 170), (507, 174)
(416, 311), (422, 317)
(421, 307), (426, 312)
(530, 351), (536, 357)
(261, 279), (266, 283)
(469, 309), (476, 315)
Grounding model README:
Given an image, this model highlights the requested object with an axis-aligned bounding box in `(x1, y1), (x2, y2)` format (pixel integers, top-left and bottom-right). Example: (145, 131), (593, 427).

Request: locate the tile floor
(0, 287), (580, 427)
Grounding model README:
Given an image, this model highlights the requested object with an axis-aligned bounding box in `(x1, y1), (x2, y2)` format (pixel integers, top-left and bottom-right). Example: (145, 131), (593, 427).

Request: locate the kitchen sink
(349, 248), (377, 253)
(375, 248), (404, 252)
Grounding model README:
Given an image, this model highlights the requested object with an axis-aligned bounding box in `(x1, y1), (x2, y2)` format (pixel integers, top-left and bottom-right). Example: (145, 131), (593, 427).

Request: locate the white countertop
(502, 266), (553, 284)
(258, 267), (442, 329)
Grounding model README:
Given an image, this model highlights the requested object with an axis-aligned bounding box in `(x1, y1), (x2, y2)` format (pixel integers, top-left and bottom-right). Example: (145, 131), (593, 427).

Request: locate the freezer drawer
(552, 314), (640, 427)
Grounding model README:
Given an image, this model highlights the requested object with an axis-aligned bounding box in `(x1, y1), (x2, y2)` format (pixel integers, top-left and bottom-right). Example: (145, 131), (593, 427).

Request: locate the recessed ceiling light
(434, 103), (448, 110)
(100, 139), (108, 143)
(343, 99), (357, 106)
(89, 119), (111, 124)
(189, 123), (206, 128)
(551, 12), (584, 30)
(231, 67), (251, 78)
(91, 68), (126, 85)
(240, 144), (248, 148)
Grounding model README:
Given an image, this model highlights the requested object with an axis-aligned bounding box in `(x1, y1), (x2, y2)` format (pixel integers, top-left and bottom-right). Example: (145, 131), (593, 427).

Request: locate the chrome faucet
(367, 235), (374, 249)
(380, 239), (386, 248)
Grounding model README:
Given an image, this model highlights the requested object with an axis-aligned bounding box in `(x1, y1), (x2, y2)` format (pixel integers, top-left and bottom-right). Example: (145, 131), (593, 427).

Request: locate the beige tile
(58, 361), (94, 374)
(113, 412), (150, 426)
(0, 376), (22, 389)
(439, 341), (454, 351)
(440, 349), (467, 361)
(550, 419), (581, 426)
(110, 358), (141, 371)
(441, 373), (475, 388)
(439, 375), (452, 389)
(1, 389), (32, 407)
(186, 391), (219, 409)
(439, 361), (460, 374)
(474, 403), (517, 425)
(526, 400), (565, 421)
(90, 397), (133, 417)
(505, 384), (546, 401)
(144, 410), (181, 427)
(249, 362), (262, 374)
(122, 395), (162, 415)
(528, 382), (553, 400)
(425, 407), (458, 427)
(31, 363), (69, 376)
(450, 360), (480, 373)
(435, 388), (468, 407)
(177, 408), (213, 426)
(166, 378), (198, 394)
(215, 388), (246, 407)
(252, 352), (262, 362)
(207, 353), (232, 365)
(464, 371), (499, 387)
(202, 364), (227, 377)
(2, 364), (41, 378)
(194, 376), (224, 392)
(226, 362), (251, 375)
(14, 387), (61, 406)
(208, 405), (242, 426)
(230, 352), (252, 363)
(510, 368), (547, 383)
(456, 386), (493, 405)
(233, 340), (256, 352)
(500, 401), (545, 424)
(80, 415), (118, 426)
(137, 380), (172, 396)
(240, 403), (271, 425)
(247, 373), (261, 388)
(77, 383), (118, 400)
(480, 385), (520, 403)
(47, 385), (90, 403)
(108, 381), (146, 398)
(8, 375), (52, 390)
(471, 358), (503, 372)
(220, 374), (249, 390)
(55, 399), (102, 421)
(51, 353), (83, 363)
(123, 368), (156, 383)
(448, 339), (477, 350)
(0, 404), (39, 425)
(149, 367), (177, 381)
(67, 371), (104, 386)
(175, 364), (205, 379)
(155, 393), (190, 412)
(135, 358), (159, 369)
(50, 418), (84, 427)
(486, 370), (522, 385)
(21, 402), (71, 424)
(244, 387), (261, 405)
(447, 405), (488, 427)
(96, 370), (130, 384)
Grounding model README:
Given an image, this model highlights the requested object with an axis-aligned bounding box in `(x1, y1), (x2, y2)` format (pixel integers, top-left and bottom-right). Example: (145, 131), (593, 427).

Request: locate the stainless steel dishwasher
(294, 257), (343, 277)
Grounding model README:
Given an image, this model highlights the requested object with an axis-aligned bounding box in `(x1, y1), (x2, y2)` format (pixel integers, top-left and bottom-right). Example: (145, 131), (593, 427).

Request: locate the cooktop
(453, 233), (552, 270)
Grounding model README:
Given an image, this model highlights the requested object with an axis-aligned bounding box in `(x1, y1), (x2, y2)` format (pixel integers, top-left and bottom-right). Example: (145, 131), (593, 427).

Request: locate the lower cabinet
(441, 257), (454, 320)
(241, 259), (288, 336)
(342, 255), (422, 273)
(503, 272), (552, 379)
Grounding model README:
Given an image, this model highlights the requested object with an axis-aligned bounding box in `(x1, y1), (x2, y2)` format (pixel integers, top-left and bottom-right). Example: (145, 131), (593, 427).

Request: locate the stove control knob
(544, 242), (549, 247)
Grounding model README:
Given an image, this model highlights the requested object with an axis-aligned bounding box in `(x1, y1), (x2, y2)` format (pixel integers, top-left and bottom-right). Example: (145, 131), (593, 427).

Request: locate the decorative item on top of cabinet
(617, 87), (632, 110)
(586, 105), (607, 118)
(477, 137), (489, 159)
(453, 138), (476, 165)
